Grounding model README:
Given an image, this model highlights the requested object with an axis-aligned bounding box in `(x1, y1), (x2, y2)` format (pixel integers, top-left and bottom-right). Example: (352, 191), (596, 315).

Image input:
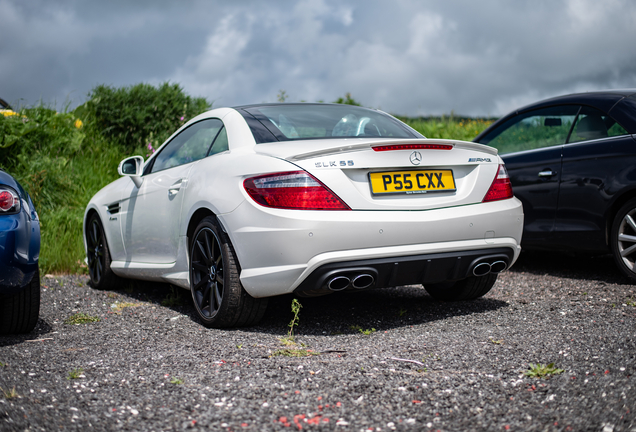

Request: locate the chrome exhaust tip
(328, 276), (351, 291)
(472, 262), (492, 277)
(490, 260), (507, 273)
(351, 274), (374, 289)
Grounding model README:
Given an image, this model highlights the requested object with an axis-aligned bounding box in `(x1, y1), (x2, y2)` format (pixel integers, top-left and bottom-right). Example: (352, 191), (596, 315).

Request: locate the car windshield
(241, 104), (421, 143)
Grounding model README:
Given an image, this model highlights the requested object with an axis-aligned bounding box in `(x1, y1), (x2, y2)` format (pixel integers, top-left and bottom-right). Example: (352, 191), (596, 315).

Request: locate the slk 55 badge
(315, 160), (354, 168)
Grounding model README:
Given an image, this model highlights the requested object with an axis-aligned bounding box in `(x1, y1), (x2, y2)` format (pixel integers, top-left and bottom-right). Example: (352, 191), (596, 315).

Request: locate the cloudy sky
(2, 0), (635, 117)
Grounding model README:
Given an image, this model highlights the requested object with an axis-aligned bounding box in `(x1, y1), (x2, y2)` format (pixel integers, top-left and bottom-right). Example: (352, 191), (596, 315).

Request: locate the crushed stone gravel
(1, 251), (635, 431)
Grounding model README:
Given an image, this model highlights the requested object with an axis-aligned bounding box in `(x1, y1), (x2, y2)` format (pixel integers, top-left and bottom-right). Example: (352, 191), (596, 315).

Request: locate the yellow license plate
(369, 170), (456, 195)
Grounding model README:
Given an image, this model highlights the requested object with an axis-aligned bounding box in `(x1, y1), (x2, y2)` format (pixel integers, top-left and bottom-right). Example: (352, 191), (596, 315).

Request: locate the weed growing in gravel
(397, 308), (407, 317)
(0, 361), (5, 367)
(524, 363), (564, 379)
(64, 312), (100, 325)
(110, 301), (141, 314)
(170, 377), (183, 385)
(350, 325), (376, 335)
(287, 298), (302, 340)
(161, 286), (187, 307)
(490, 338), (504, 345)
(2, 387), (18, 399)
(271, 348), (318, 358)
(67, 368), (84, 380)
(626, 298), (636, 307)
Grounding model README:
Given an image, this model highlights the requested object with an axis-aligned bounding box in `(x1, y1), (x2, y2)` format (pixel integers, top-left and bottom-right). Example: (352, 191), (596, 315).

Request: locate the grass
(67, 368), (84, 380)
(161, 286), (188, 307)
(270, 348), (318, 358)
(400, 115), (494, 141)
(110, 301), (141, 314)
(1, 387), (18, 399)
(64, 312), (100, 325)
(349, 325), (376, 335)
(524, 363), (564, 379)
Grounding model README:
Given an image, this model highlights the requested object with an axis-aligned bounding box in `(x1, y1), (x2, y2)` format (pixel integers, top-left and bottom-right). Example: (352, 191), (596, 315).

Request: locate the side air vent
(107, 203), (121, 215)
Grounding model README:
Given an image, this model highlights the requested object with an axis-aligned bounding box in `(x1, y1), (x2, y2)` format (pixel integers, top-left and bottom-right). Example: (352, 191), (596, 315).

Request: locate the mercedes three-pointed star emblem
(410, 151), (422, 165)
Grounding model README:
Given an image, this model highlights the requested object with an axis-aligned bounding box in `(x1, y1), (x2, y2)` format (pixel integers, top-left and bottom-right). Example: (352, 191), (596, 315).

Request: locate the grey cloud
(1, 0), (635, 116)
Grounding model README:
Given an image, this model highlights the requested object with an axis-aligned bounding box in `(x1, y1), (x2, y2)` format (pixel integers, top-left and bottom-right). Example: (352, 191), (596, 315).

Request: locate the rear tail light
(0, 187), (20, 213)
(482, 165), (513, 202)
(372, 144), (453, 151)
(244, 171), (350, 210)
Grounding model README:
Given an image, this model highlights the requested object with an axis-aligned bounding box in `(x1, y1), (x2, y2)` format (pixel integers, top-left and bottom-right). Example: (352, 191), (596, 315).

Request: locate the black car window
(568, 106), (628, 143)
(150, 119), (224, 173)
(479, 105), (580, 154)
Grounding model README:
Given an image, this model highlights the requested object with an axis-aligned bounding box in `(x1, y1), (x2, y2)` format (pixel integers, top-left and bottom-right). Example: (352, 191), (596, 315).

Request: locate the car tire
(190, 216), (268, 328)
(0, 268), (40, 334)
(424, 273), (498, 301)
(610, 198), (636, 282)
(86, 214), (119, 290)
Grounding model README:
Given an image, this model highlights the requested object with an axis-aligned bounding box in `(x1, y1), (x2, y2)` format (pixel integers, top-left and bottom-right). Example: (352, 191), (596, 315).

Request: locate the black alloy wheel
(189, 216), (268, 328)
(611, 198), (636, 282)
(424, 273), (498, 301)
(86, 215), (117, 289)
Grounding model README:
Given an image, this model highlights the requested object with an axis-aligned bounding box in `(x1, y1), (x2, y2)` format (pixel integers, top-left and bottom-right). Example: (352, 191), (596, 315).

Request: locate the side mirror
(118, 156), (144, 188)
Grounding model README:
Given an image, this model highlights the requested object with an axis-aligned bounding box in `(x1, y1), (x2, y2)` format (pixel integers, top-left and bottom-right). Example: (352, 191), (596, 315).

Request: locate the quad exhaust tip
(352, 274), (375, 289)
(327, 276), (351, 291)
(472, 260), (508, 276)
(326, 271), (376, 291)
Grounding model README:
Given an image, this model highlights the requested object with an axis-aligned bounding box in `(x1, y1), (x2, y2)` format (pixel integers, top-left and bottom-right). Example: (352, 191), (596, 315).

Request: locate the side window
(479, 105), (580, 154)
(150, 119), (224, 173)
(208, 127), (228, 156)
(569, 106), (628, 143)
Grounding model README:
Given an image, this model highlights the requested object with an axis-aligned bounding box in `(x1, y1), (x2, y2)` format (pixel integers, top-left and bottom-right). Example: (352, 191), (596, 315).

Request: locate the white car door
(119, 119), (225, 264)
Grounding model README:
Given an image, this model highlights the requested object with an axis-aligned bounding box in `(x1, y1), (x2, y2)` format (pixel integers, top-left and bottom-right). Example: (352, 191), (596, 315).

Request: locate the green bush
(0, 106), (137, 273)
(78, 82), (210, 150)
(399, 116), (494, 141)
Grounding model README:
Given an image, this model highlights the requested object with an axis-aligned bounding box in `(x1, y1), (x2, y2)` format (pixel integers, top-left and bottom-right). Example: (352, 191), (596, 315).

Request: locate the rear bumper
(220, 197), (523, 298)
(0, 213), (40, 294)
(293, 247), (514, 297)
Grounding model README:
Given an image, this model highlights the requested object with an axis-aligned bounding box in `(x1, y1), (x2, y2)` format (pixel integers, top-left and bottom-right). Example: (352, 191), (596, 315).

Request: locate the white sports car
(83, 103), (523, 327)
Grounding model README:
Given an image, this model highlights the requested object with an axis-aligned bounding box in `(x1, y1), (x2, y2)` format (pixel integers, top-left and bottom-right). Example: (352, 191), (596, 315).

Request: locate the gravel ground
(1, 251), (635, 432)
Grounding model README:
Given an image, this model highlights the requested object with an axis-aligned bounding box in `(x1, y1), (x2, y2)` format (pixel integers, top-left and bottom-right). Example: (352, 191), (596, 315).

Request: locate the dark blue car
(0, 169), (40, 334)
(475, 90), (636, 281)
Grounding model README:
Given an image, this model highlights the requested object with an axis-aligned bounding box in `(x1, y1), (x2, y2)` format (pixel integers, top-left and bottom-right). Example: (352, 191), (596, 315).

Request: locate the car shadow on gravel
(254, 286), (509, 336)
(99, 278), (509, 336)
(0, 320), (53, 348)
(510, 250), (631, 284)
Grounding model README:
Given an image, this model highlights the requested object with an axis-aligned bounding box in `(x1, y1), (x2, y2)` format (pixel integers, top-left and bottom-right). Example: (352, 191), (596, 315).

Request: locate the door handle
(168, 179), (185, 197)
(538, 170), (557, 178)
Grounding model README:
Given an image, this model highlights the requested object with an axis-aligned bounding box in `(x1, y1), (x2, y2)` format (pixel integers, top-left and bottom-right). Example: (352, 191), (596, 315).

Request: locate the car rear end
(0, 170), (40, 334)
(223, 105), (523, 298)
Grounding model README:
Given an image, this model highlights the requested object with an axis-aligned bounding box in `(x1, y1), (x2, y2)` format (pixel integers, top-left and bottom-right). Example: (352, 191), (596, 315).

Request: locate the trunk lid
(254, 138), (501, 211)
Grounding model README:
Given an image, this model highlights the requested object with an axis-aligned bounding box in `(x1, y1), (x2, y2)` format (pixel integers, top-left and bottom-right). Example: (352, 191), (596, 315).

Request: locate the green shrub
(78, 82), (210, 150)
(400, 116), (494, 141)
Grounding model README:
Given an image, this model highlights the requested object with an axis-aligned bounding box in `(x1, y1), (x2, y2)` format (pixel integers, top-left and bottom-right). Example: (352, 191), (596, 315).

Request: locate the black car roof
(509, 89), (636, 114)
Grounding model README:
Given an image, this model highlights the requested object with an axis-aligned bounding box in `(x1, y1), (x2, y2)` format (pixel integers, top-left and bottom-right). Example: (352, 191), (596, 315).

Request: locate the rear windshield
(239, 104), (421, 143)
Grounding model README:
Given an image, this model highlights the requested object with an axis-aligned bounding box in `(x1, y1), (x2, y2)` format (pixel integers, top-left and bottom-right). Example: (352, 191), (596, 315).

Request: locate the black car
(475, 90), (636, 281)
(0, 169), (40, 334)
